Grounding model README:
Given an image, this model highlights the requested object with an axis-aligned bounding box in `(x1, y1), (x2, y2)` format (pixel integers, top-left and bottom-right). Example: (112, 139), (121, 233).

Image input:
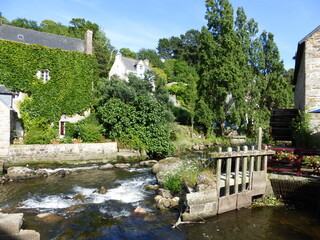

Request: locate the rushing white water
(22, 195), (73, 209)
(42, 165), (99, 174)
(19, 170), (155, 217)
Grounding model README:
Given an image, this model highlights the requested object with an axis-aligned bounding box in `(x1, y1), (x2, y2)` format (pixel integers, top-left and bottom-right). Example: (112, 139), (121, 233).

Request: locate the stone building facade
(294, 25), (320, 129)
(0, 24), (93, 158)
(0, 100), (11, 157)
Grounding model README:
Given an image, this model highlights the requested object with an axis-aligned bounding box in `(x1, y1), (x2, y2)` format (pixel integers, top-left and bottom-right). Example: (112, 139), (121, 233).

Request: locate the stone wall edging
(6, 142), (118, 165)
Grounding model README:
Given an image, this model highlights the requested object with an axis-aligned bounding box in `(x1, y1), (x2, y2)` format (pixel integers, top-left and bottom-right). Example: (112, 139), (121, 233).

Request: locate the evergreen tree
(198, 0), (246, 135)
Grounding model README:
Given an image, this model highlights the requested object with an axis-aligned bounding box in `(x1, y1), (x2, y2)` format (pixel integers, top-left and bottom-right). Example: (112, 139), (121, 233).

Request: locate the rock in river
(7, 167), (48, 180)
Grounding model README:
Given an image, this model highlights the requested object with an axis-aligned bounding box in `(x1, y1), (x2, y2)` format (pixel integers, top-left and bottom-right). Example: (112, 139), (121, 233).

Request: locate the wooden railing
(210, 146), (275, 198)
(268, 147), (320, 176)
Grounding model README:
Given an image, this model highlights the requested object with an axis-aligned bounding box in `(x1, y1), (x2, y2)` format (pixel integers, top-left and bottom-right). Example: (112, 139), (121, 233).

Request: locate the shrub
(24, 126), (56, 144)
(78, 123), (103, 143)
(60, 136), (73, 144)
(163, 173), (183, 193)
(64, 113), (104, 143)
(65, 122), (77, 138)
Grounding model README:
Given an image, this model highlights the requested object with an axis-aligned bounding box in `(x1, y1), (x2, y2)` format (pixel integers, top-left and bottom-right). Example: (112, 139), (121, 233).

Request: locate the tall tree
(198, 0), (246, 135)
(10, 18), (39, 30)
(137, 48), (163, 68)
(39, 20), (70, 37)
(69, 18), (99, 39)
(120, 48), (137, 59)
(259, 31), (293, 110)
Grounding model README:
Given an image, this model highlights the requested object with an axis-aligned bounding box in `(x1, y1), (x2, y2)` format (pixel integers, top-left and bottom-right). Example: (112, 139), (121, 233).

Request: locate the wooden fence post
(234, 147), (240, 194)
(225, 147), (232, 196)
(216, 158), (222, 197)
(242, 146), (248, 191)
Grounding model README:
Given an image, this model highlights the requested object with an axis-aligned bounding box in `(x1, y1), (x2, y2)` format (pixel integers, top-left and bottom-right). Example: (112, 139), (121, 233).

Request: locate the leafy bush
(64, 113), (103, 143)
(59, 136), (73, 144)
(172, 106), (191, 125)
(163, 173), (183, 193)
(65, 122), (77, 138)
(78, 123), (103, 143)
(98, 78), (174, 159)
(162, 159), (207, 193)
(24, 126), (57, 144)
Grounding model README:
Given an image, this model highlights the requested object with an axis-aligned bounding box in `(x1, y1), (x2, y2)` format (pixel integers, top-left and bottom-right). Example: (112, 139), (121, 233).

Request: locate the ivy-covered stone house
(0, 23), (97, 150)
(294, 25), (320, 131)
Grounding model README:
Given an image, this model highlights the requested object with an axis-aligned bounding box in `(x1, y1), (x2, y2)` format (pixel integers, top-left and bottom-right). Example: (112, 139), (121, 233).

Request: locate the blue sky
(1, 0), (320, 70)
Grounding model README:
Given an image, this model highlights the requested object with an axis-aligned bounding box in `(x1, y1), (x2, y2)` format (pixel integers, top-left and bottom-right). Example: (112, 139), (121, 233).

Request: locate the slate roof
(293, 25), (320, 85)
(120, 56), (151, 72)
(0, 85), (15, 95)
(0, 24), (85, 52)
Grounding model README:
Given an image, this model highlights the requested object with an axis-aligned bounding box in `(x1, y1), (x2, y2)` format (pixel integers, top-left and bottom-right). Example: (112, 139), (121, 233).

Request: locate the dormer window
(17, 34), (24, 40)
(36, 69), (51, 83)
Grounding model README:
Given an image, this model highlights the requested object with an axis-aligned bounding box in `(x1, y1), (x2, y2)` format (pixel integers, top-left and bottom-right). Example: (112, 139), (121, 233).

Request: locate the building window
(36, 69), (51, 83)
(139, 65), (143, 70)
(17, 34), (24, 39)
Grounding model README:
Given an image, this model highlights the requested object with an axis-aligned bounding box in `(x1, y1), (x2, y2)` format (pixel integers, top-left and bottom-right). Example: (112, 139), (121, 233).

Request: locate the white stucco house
(108, 53), (151, 81)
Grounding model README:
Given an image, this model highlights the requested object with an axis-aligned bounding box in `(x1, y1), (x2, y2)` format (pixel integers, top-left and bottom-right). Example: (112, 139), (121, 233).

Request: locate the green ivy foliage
(0, 40), (97, 130)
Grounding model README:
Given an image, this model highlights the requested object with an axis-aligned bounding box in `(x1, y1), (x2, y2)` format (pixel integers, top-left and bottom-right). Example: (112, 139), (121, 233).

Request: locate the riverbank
(0, 142), (147, 174)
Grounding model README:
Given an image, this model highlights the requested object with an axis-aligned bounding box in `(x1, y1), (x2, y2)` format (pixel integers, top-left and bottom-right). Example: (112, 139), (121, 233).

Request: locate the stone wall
(0, 100), (10, 157)
(304, 30), (320, 129)
(294, 50), (306, 111)
(5, 142), (118, 166)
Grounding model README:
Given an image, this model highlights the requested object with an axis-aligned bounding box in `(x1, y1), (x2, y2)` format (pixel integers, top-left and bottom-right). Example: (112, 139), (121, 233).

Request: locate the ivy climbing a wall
(0, 39), (97, 136)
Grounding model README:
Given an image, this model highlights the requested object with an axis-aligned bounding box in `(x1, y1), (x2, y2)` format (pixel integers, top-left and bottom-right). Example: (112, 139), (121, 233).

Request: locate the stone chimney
(143, 59), (149, 67)
(84, 30), (93, 54)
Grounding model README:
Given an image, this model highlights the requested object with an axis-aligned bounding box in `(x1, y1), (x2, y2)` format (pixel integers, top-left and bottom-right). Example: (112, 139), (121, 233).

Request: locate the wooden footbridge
(182, 134), (275, 220)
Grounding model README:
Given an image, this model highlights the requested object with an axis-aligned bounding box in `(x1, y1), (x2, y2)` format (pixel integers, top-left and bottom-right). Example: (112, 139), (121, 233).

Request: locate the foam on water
(43, 165), (99, 174)
(21, 195), (73, 209)
(19, 170), (155, 215)
(125, 167), (151, 173)
(99, 207), (131, 218)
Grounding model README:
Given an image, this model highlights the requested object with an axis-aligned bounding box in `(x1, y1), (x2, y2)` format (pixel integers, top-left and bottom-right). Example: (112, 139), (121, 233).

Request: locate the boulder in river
(53, 170), (71, 177)
(0, 212), (40, 240)
(133, 206), (147, 215)
(36, 213), (64, 223)
(139, 160), (158, 167)
(144, 184), (159, 191)
(72, 193), (86, 202)
(114, 163), (131, 169)
(0, 212), (23, 234)
(7, 167), (48, 180)
(99, 163), (114, 170)
(151, 158), (182, 186)
(99, 186), (107, 194)
(158, 188), (173, 199)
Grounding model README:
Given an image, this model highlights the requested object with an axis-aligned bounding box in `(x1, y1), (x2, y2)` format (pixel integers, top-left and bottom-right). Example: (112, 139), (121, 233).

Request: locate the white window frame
(36, 69), (51, 83)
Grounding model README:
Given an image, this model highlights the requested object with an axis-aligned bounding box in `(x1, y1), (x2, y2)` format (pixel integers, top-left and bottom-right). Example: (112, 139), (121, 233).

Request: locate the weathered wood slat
(234, 157), (240, 194)
(225, 157), (231, 196)
(209, 150), (275, 158)
(242, 156), (247, 191)
(216, 158), (222, 197)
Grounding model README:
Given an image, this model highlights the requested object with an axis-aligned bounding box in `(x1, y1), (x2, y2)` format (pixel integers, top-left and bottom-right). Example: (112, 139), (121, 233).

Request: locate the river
(0, 166), (319, 239)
